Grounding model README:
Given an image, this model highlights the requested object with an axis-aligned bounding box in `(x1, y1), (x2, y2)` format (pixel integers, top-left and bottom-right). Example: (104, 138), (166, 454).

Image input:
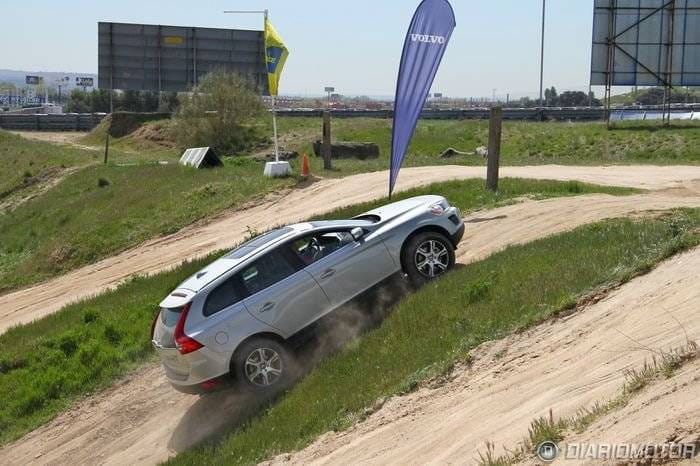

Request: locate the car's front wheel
(402, 231), (455, 287)
(233, 337), (295, 393)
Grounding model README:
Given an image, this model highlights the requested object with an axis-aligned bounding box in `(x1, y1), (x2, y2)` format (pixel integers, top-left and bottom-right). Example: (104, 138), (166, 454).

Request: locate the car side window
(204, 274), (245, 317)
(291, 231), (355, 266)
(240, 249), (299, 296)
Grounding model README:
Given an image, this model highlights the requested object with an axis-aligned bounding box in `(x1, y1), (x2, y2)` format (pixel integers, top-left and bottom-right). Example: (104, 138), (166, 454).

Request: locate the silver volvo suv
(151, 195), (464, 394)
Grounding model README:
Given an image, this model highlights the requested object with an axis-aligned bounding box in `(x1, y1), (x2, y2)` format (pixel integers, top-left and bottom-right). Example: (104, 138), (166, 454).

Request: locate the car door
(295, 229), (396, 308)
(241, 247), (331, 336)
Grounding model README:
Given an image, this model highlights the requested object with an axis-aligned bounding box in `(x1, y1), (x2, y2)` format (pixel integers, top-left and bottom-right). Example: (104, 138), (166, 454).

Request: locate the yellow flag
(264, 19), (289, 96)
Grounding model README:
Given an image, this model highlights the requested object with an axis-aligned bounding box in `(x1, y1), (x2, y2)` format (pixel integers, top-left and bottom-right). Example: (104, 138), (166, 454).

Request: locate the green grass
(0, 130), (98, 199)
(85, 116), (700, 180)
(80, 118), (181, 163)
(268, 117), (700, 176)
(2, 115), (690, 292)
(0, 158), (294, 292)
(0, 178), (639, 446)
(0, 254), (217, 446)
(0, 139), (636, 293)
(167, 209), (700, 465)
(316, 178), (639, 221)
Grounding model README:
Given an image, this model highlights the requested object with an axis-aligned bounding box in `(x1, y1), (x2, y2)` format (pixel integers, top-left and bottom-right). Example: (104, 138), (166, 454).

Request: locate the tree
(63, 89), (90, 113)
(637, 87), (665, 105)
(171, 71), (265, 154)
(544, 86), (558, 106)
(558, 91), (592, 107)
(90, 89), (112, 113)
(158, 92), (180, 112)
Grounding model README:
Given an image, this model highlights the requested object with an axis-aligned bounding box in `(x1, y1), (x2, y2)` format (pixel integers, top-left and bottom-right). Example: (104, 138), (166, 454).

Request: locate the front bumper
(451, 222), (465, 247)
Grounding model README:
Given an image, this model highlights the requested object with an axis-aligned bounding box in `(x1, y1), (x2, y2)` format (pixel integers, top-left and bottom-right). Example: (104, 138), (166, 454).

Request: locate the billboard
(591, 0), (700, 87)
(76, 77), (94, 87)
(25, 76), (42, 85)
(98, 22), (269, 93)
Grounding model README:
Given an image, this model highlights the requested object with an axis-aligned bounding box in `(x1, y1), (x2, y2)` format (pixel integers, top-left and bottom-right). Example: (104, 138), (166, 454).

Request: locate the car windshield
(225, 227), (293, 259)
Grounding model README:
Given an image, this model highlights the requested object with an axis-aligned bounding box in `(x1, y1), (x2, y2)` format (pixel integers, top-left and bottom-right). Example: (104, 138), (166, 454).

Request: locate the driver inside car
(293, 232), (354, 265)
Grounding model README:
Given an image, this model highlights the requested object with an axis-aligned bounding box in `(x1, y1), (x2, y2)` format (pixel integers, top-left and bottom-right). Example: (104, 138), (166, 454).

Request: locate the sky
(1, 0), (603, 99)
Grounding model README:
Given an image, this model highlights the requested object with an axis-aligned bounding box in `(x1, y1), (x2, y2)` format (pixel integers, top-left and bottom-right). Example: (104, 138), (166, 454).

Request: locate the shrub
(171, 71), (265, 154)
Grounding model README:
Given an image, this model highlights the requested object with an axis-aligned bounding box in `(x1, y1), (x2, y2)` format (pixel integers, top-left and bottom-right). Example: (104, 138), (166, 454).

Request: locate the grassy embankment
(2, 116), (698, 290)
(167, 208), (700, 465)
(4, 111), (679, 293)
(0, 178), (638, 446)
(79, 115), (700, 177)
(0, 131), (96, 200)
(272, 117), (700, 175)
(0, 130), (294, 292)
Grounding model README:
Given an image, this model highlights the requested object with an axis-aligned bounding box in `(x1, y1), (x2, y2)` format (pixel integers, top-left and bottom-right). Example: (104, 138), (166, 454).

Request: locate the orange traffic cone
(300, 153), (311, 178)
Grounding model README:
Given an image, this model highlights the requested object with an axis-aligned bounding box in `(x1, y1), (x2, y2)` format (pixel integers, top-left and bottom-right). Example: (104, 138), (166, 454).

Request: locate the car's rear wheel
(233, 337), (294, 393)
(402, 231), (455, 287)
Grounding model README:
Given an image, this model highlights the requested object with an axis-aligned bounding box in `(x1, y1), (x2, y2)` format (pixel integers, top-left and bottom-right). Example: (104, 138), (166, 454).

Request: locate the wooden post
(104, 133), (110, 165)
(486, 106), (502, 192)
(322, 110), (332, 170)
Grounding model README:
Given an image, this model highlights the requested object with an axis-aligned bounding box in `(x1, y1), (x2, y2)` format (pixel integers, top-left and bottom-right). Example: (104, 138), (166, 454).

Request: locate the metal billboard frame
(98, 22), (269, 100)
(591, 0), (700, 124)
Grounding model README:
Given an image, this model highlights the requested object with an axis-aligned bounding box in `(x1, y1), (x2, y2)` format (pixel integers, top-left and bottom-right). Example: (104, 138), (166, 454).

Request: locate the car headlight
(429, 202), (446, 216)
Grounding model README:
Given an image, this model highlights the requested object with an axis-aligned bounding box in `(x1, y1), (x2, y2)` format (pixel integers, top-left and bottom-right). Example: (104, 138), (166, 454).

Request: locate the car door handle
(259, 302), (275, 313)
(320, 268), (335, 279)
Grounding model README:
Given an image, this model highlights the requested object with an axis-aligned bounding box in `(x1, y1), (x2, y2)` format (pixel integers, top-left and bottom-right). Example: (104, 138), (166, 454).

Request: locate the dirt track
(268, 248), (700, 466)
(3, 164), (700, 334)
(2, 166), (700, 465)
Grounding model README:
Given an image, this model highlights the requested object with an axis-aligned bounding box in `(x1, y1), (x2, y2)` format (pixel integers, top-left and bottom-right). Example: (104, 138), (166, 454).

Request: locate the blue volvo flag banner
(390, 0), (455, 196)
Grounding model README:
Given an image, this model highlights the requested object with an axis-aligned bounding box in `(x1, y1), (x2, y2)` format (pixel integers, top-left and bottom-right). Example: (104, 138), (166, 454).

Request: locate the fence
(277, 108), (607, 120)
(0, 113), (107, 131)
(278, 105), (699, 121)
(1, 106), (698, 132)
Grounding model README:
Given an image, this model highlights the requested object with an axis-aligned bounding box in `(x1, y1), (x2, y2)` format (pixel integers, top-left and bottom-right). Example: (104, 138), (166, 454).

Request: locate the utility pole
(538, 0), (546, 110)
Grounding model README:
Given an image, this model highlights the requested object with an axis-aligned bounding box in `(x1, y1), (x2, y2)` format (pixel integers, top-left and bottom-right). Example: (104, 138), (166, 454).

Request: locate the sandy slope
(2, 173), (700, 466)
(266, 248), (700, 466)
(3, 164), (700, 334)
(541, 359), (700, 465)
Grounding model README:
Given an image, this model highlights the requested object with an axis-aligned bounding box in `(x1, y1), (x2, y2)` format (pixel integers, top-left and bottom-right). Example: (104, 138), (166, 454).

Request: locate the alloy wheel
(244, 347), (283, 387)
(414, 239), (450, 278)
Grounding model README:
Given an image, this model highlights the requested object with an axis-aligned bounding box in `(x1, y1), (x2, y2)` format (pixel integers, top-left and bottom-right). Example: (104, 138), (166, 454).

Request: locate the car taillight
(173, 303), (203, 355)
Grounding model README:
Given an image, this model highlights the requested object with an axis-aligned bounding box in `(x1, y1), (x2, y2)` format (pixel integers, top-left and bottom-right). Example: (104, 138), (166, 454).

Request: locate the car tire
(402, 231), (455, 287)
(233, 337), (295, 393)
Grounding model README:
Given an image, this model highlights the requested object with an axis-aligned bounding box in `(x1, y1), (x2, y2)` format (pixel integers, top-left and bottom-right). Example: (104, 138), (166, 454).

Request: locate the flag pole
(263, 9), (280, 163)
(271, 94), (280, 162)
(224, 8), (280, 164)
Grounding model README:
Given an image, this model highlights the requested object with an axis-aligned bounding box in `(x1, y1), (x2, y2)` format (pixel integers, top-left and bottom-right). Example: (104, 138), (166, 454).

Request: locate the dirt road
(267, 247), (700, 466)
(8, 131), (86, 145)
(3, 164), (700, 334)
(2, 172), (700, 465)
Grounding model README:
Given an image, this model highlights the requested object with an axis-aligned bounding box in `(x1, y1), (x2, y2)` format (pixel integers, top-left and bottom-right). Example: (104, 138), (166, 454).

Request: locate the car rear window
(240, 249), (298, 296)
(160, 306), (184, 327)
(225, 228), (293, 259)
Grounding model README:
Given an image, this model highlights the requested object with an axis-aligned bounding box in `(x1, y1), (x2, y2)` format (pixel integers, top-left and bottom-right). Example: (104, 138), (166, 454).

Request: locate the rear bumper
(153, 342), (230, 394)
(169, 375), (232, 395)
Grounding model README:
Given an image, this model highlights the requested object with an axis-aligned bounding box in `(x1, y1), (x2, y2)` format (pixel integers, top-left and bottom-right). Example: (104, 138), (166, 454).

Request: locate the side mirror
(350, 227), (365, 241)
